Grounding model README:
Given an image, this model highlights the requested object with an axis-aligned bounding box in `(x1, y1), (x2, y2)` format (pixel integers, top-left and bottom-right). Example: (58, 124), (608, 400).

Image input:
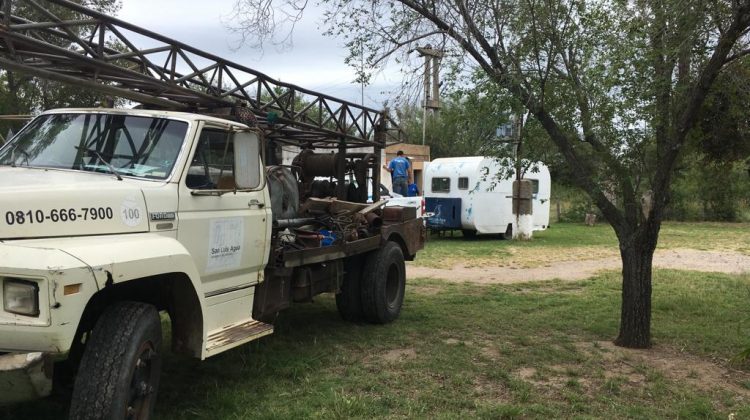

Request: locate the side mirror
(233, 130), (263, 190)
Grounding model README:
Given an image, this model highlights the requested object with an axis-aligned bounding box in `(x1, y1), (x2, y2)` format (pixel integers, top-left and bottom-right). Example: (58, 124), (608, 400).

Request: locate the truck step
(205, 319), (274, 356)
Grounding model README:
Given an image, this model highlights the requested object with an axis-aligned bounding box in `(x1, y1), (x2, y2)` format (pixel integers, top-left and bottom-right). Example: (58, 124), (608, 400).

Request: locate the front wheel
(69, 302), (162, 420)
(360, 242), (406, 324)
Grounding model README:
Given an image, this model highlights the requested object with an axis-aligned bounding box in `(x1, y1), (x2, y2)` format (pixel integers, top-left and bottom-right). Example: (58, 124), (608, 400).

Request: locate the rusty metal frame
(0, 0), (403, 147)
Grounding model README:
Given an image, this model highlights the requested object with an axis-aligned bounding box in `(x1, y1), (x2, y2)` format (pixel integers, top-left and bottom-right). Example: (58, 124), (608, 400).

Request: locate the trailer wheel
(336, 256), (365, 321)
(360, 242), (406, 324)
(500, 223), (513, 240)
(461, 229), (477, 239)
(69, 302), (162, 420)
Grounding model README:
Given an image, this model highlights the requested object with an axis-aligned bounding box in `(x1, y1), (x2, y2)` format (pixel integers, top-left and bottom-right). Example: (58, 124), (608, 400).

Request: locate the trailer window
(186, 128), (235, 190)
(432, 177), (450, 193)
(458, 177), (469, 190)
(525, 179), (540, 194)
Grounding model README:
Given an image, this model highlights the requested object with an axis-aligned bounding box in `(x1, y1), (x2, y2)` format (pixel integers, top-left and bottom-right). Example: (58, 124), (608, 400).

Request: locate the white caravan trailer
(424, 157), (551, 236)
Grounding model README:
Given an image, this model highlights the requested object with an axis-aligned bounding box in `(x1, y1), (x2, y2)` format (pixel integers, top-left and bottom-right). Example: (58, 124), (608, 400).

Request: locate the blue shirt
(388, 156), (410, 179)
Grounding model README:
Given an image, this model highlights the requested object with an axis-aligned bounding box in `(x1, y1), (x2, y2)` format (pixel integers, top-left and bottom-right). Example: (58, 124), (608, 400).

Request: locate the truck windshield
(0, 113), (188, 180)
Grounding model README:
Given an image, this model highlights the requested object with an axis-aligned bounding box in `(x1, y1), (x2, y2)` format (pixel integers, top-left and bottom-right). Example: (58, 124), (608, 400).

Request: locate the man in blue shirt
(384, 150), (411, 196)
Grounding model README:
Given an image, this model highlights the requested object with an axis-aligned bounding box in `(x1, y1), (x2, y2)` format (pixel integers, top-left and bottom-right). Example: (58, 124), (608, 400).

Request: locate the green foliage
(397, 81), (567, 187)
(668, 160), (750, 222)
(552, 183), (601, 223)
(556, 161), (750, 223)
(397, 93), (501, 159)
(692, 63), (750, 163)
(660, 58), (750, 222)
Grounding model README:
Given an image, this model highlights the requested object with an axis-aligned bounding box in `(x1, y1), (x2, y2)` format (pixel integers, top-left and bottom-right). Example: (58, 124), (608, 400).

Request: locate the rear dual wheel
(336, 256), (365, 321)
(336, 241), (406, 324)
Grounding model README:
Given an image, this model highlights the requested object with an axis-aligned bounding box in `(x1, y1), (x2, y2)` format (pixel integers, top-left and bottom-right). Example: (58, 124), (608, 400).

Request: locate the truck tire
(336, 256), (364, 321)
(69, 301), (162, 420)
(360, 242), (406, 324)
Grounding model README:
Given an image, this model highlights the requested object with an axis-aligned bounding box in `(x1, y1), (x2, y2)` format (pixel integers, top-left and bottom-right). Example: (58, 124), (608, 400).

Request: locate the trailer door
(529, 171), (551, 230)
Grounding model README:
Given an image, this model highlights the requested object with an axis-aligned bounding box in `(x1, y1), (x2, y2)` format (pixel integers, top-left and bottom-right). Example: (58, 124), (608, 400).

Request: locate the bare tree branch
(227, 0), (308, 50)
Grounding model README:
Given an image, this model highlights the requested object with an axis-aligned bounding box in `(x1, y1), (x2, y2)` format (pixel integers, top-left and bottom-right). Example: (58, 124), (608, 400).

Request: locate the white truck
(424, 156), (551, 237)
(0, 108), (424, 417)
(0, 2), (425, 417)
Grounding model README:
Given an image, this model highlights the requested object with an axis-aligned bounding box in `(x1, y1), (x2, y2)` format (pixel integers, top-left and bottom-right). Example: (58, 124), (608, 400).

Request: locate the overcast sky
(118, 0), (402, 109)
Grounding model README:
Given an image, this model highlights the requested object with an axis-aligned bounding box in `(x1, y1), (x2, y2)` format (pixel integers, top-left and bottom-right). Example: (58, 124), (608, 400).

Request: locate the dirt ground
(407, 248), (750, 284)
(513, 341), (750, 406)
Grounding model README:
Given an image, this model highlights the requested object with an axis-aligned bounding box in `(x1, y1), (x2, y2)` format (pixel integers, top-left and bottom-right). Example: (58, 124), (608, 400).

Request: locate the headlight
(3, 279), (40, 317)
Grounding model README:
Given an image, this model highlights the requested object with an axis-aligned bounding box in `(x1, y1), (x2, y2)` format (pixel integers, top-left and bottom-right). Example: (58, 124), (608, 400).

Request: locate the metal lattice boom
(0, 0), (402, 147)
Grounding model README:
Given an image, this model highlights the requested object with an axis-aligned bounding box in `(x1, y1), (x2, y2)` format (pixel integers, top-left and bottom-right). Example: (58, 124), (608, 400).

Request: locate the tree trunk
(614, 225), (659, 348)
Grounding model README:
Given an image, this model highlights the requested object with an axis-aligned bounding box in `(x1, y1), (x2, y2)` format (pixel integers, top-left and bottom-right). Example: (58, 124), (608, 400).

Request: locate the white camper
(424, 157), (551, 236)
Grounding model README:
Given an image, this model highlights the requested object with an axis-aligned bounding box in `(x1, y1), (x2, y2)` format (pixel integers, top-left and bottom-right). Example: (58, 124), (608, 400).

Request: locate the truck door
(177, 123), (271, 296)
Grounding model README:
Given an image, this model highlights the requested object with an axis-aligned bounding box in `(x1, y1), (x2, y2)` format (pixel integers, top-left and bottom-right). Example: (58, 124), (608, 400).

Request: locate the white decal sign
(206, 218), (244, 272)
(120, 195), (143, 227)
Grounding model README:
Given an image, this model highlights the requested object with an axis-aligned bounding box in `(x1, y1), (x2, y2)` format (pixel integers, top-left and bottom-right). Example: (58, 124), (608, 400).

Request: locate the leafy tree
(669, 157), (750, 221)
(664, 60), (750, 221)
(694, 63), (750, 163)
(396, 96), (498, 159)
(397, 80), (567, 191)
(231, 0), (750, 348)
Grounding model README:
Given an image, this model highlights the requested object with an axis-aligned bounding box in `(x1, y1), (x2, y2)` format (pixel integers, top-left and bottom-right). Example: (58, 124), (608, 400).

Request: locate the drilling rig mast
(0, 0), (402, 149)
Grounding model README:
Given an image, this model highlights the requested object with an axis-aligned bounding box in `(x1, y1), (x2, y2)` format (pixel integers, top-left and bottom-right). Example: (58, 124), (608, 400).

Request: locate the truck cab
(0, 108), (269, 395)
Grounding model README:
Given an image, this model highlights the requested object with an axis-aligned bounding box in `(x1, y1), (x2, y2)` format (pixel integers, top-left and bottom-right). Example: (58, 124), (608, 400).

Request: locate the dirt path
(407, 248), (750, 284)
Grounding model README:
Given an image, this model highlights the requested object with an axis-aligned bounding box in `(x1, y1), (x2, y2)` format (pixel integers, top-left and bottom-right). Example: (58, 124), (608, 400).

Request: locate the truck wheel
(360, 242), (406, 324)
(336, 256), (364, 321)
(69, 302), (162, 420)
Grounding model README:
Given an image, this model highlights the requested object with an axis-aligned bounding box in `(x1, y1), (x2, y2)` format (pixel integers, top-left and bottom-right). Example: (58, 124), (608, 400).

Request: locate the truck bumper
(0, 352), (53, 405)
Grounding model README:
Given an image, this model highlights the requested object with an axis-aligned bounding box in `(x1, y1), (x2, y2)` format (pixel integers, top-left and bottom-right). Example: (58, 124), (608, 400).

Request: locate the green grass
(4, 270), (750, 419)
(415, 222), (750, 268)
(415, 223), (617, 268)
(657, 222), (750, 253)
